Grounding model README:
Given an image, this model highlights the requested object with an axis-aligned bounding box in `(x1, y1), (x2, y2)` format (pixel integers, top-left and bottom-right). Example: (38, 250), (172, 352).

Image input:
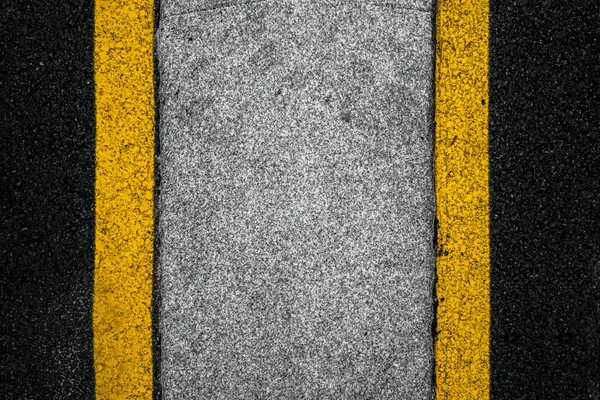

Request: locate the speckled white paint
(158, 1), (434, 398)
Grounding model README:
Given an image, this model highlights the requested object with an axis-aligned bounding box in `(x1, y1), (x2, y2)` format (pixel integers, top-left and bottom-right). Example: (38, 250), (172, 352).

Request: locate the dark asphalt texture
(1, 0), (598, 398)
(0, 0), (96, 398)
(489, 0), (600, 398)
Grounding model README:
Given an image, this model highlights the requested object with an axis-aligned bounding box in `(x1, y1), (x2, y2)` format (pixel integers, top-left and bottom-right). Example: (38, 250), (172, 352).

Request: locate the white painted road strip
(158, 1), (435, 397)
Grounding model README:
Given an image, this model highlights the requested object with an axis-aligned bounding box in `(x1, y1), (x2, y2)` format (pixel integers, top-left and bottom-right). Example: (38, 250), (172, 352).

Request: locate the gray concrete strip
(157, 1), (434, 398)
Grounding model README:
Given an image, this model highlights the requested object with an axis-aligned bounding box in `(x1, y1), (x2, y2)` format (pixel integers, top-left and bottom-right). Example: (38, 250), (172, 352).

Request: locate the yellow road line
(93, 1), (155, 398)
(434, 0), (490, 398)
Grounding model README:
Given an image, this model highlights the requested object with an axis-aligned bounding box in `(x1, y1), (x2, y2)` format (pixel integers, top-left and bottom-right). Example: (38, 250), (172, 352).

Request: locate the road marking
(93, 1), (155, 398)
(434, 0), (490, 398)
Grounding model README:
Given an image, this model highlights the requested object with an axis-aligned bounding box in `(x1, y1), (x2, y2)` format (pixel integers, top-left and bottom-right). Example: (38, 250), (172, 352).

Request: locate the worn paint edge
(152, 0), (163, 397)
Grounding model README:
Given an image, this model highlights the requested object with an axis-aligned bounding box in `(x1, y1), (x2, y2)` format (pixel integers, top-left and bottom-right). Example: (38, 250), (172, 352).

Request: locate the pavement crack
(163, 0), (272, 18)
(366, 3), (432, 12)
(163, 0), (431, 19)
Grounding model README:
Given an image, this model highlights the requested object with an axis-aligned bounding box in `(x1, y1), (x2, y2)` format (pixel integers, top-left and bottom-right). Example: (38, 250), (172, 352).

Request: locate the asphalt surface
(157, 0), (435, 398)
(0, 0), (96, 397)
(1, 0), (598, 398)
(489, 0), (600, 398)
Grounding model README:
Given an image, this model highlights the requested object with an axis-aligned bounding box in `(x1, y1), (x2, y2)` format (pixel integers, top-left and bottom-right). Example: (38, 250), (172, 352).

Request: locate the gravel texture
(157, 1), (435, 397)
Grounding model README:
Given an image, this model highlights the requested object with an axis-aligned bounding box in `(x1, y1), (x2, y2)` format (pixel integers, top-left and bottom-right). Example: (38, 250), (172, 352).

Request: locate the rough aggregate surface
(158, 1), (435, 397)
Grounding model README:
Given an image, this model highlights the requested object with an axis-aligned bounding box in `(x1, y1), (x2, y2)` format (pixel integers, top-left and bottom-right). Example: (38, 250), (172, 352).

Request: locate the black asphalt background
(1, 0), (599, 398)
(489, 0), (599, 398)
(0, 0), (96, 398)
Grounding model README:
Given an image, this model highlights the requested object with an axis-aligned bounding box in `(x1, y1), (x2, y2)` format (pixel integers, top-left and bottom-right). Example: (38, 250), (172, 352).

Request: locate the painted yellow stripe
(434, 0), (490, 398)
(93, 1), (155, 398)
